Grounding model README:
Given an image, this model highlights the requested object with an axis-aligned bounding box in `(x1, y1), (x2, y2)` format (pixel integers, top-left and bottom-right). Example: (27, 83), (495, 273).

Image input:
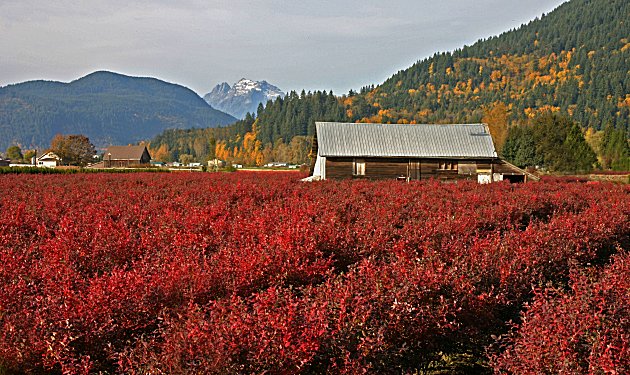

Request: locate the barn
(309, 122), (536, 182)
(103, 145), (151, 168)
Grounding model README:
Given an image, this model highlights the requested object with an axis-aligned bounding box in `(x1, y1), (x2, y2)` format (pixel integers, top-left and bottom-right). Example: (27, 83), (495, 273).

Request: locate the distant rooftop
(105, 145), (149, 160)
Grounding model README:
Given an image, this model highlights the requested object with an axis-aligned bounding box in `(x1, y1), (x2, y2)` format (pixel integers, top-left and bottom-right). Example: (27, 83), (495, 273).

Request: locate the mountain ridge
(0, 71), (236, 150)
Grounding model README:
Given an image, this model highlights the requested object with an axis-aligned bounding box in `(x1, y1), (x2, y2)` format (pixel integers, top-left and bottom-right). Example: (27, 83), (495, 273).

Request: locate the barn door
(408, 159), (421, 180)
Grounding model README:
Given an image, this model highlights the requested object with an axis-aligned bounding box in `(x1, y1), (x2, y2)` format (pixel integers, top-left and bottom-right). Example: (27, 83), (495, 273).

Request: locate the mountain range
(0, 71), (236, 151)
(203, 79), (285, 119)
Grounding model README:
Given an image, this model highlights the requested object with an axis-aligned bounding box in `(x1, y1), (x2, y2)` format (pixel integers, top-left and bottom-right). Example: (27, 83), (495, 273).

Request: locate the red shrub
(491, 251), (630, 374)
(0, 173), (628, 372)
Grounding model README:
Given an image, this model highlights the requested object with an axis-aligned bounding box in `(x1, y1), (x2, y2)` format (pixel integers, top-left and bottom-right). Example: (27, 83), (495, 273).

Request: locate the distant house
(103, 145), (151, 168)
(0, 159), (9, 167)
(265, 162), (289, 168)
(208, 159), (226, 168)
(310, 122), (537, 183)
(36, 151), (61, 168)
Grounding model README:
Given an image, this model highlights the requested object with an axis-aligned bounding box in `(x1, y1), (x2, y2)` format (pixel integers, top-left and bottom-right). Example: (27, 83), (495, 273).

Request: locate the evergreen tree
(504, 113), (596, 173)
(601, 125), (630, 170)
(503, 125), (543, 168)
(561, 122), (597, 173)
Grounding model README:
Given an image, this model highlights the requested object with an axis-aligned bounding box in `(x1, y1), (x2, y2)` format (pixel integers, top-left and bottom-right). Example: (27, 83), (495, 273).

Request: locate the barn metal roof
(316, 122), (498, 158)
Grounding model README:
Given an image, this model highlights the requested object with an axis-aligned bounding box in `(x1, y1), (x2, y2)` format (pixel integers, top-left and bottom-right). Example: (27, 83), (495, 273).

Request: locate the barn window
(438, 160), (458, 171)
(353, 158), (365, 176)
(458, 161), (477, 175)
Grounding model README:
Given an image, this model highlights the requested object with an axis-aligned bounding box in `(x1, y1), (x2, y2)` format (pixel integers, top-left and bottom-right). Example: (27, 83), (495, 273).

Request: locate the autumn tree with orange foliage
(482, 102), (510, 153)
(50, 134), (96, 167)
(150, 144), (171, 162)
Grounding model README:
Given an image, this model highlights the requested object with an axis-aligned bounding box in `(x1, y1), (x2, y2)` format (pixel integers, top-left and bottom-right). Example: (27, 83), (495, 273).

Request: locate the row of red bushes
(491, 250), (629, 373)
(0, 172), (628, 373)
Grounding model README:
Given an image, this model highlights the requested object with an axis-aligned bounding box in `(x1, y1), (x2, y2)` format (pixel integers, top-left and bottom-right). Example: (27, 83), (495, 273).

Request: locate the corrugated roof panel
(316, 122), (497, 158)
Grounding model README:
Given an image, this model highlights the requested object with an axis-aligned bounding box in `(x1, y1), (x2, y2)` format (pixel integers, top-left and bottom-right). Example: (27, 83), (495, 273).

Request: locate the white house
(208, 159), (226, 168)
(36, 151), (61, 168)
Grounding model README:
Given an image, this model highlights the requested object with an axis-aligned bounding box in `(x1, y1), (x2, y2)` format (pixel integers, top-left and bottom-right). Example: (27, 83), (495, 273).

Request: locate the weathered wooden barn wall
(324, 157), (531, 181)
(363, 158), (408, 179)
(325, 158), (353, 179)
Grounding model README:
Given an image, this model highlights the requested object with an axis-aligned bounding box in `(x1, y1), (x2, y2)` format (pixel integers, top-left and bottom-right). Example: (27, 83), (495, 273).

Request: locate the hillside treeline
(367, 0), (629, 129)
(149, 90), (345, 165)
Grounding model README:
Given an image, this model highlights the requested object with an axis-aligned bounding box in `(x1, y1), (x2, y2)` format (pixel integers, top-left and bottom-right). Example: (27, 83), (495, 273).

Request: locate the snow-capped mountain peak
(203, 78), (285, 119)
(233, 78), (262, 94)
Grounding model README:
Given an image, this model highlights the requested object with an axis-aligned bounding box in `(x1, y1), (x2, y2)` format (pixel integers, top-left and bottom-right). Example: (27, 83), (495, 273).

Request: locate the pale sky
(1, 0), (567, 96)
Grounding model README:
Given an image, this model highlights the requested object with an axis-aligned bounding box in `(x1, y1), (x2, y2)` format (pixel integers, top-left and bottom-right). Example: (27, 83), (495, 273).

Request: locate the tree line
(3, 135), (96, 167)
(149, 90), (346, 166)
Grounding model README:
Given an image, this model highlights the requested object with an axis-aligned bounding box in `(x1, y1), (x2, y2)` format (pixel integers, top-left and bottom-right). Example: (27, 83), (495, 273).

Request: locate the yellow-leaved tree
(482, 102), (510, 153)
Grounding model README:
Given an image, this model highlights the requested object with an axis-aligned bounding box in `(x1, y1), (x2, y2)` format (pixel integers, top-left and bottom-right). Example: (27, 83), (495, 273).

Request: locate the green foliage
(363, 0), (630, 131)
(207, 137), (217, 160)
(254, 90), (346, 145)
(0, 167), (169, 174)
(561, 122), (598, 173)
(0, 71), (236, 151)
(150, 91), (344, 164)
(503, 113), (597, 173)
(600, 125), (630, 171)
(22, 150), (36, 162)
(5, 146), (22, 160)
(178, 154), (194, 165)
(223, 164), (237, 172)
(502, 126), (543, 168)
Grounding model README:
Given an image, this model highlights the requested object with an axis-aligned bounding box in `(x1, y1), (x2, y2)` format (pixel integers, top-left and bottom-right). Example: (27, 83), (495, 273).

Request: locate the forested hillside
(358, 0), (629, 128)
(0, 71), (236, 150)
(150, 0), (629, 169)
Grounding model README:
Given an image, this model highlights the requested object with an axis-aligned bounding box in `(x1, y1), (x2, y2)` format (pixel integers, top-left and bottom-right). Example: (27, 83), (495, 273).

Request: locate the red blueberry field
(0, 172), (628, 374)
